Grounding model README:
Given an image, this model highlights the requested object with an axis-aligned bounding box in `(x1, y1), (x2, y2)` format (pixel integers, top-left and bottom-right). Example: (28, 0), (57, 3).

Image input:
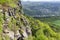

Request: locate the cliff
(0, 0), (32, 40)
(0, 0), (60, 40)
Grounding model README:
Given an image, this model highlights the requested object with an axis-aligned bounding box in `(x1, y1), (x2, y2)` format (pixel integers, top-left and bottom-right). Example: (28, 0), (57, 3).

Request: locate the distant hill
(22, 2), (60, 17)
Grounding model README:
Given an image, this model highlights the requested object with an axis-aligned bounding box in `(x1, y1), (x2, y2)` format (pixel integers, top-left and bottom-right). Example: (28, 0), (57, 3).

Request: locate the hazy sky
(22, 0), (60, 2)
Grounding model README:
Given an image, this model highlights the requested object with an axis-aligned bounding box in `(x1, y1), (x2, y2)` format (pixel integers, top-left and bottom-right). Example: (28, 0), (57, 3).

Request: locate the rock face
(0, 0), (32, 40)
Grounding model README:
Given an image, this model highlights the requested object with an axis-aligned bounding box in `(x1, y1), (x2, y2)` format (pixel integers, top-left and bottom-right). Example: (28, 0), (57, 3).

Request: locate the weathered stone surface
(0, 0), (32, 40)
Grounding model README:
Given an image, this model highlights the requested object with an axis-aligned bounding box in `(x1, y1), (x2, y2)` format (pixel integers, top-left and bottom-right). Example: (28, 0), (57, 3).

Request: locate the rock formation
(0, 0), (32, 40)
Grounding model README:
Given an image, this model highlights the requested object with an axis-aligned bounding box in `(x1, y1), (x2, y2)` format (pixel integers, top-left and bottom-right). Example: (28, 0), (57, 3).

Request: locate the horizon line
(21, 0), (60, 2)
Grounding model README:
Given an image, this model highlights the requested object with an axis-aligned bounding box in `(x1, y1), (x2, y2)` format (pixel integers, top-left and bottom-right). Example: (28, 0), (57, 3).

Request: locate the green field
(52, 20), (60, 26)
(34, 16), (60, 26)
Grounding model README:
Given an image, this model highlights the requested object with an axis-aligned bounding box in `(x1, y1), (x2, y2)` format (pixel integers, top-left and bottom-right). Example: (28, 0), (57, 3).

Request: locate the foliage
(25, 15), (60, 40)
(0, 0), (18, 8)
(0, 13), (4, 40)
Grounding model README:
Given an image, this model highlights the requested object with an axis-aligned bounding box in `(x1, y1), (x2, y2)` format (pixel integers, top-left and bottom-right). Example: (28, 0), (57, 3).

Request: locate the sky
(22, 0), (60, 2)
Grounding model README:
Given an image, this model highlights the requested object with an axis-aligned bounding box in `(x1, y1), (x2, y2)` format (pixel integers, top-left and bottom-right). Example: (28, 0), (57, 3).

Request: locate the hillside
(0, 0), (60, 40)
(22, 2), (60, 17)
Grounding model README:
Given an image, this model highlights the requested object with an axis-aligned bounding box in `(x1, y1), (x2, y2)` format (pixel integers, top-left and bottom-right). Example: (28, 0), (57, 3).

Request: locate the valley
(34, 16), (60, 26)
(22, 1), (60, 29)
(22, 2), (60, 17)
